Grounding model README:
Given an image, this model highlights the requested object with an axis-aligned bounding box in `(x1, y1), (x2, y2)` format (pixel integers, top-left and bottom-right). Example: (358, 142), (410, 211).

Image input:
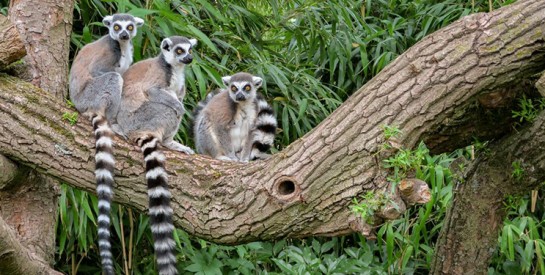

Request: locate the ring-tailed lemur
(69, 13), (143, 275)
(193, 72), (277, 162)
(113, 36), (196, 275)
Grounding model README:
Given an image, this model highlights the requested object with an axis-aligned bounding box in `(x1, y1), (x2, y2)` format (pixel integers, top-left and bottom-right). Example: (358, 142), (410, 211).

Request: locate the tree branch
(431, 109), (545, 275)
(0, 154), (22, 190)
(0, 0), (544, 245)
(8, 0), (74, 99)
(0, 216), (62, 275)
(0, 14), (25, 68)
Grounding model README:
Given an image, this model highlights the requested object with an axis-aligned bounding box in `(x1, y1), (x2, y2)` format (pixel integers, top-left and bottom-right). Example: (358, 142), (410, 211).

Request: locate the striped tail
(251, 94), (277, 160)
(139, 136), (178, 275)
(92, 115), (115, 275)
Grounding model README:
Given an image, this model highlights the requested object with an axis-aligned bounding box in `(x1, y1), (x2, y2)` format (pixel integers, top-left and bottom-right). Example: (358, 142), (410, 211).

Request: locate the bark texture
(0, 0), (544, 245)
(0, 154), (20, 190)
(8, 0), (74, 99)
(0, 169), (61, 273)
(0, 1), (73, 273)
(0, 14), (25, 68)
(431, 111), (545, 275)
(0, 216), (62, 275)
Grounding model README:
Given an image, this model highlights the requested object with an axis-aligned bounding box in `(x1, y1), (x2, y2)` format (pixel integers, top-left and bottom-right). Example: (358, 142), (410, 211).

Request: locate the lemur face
(161, 36), (198, 66)
(103, 14), (144, 42)
(222, 73), (263, 103)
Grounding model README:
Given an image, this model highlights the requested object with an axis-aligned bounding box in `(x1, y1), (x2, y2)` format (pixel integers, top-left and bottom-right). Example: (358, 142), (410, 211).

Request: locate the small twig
(531, 189), (538, 212)
(128, 208), (134, 273)
(75, 252), (86, 273)
(119, 207), (129, 275)
(71, 252), (75, 275)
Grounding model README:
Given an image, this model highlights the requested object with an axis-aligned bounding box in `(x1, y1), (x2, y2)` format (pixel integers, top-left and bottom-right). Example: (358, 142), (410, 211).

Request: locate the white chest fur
(169, 65), (186, 100)
(116, 41), (133, 74)
(230, 102), (257, 153)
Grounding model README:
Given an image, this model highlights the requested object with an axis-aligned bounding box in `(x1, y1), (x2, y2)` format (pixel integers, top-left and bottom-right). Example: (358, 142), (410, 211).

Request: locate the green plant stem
(119, 207), (129, 275)
(128, 208), (134, 272)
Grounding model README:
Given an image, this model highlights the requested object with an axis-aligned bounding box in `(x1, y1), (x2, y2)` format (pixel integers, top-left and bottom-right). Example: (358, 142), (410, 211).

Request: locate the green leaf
(186, 25), (219, 55)
(81, 197), (96, 225)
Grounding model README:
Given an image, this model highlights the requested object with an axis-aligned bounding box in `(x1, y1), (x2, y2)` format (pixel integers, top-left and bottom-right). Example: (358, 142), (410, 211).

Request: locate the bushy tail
(139, 136), (178, 275)
(251, 94), (277, 160)
(92, 115), (115, 275)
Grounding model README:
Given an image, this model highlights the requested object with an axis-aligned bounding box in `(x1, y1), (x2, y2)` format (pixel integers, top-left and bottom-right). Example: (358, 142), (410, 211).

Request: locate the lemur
(193, 72), (277, 162)
(113, 36), (196, 275)
(68, 13), (143, 274)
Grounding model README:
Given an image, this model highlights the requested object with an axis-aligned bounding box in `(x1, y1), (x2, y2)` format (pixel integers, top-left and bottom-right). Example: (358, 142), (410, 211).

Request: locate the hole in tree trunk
(272, 176), (301, 202)
(278, 180), (295, 195)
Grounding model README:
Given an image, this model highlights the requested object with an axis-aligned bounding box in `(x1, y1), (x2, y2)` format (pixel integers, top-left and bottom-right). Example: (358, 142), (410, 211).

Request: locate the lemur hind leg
(76, 72), (123, 121)
(163, 138), (195, 155)
(146, 87), (184, 116)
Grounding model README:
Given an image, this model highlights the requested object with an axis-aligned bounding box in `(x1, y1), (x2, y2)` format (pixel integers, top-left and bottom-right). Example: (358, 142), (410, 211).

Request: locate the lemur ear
(134, 17), (144, 27)
(161, 38), (173, 51)
(252, 76), (263, 88)
(222, 76), (232, 87)
(103, 15), (113, 27)
(189, 38), (198, 47)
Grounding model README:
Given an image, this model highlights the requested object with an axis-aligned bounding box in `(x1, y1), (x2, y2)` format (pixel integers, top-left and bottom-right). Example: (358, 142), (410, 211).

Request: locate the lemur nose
(120, 32), (129, 40)
(235, 92), (246, 101)
(182, 55), (193, 64)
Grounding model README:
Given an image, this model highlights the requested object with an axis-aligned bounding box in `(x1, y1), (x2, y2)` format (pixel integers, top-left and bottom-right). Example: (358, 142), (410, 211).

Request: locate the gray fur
(193, 72), (276, 162)
(68, 13), (143, 275)
(70, 13), (144, 119)
(113, 36), (197, 275)
(114, 35), (197, 154)
(70, 72), (122, 121)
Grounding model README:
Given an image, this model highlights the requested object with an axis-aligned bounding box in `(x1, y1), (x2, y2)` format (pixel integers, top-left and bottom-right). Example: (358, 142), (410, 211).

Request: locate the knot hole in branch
(272, 176), (301, 202)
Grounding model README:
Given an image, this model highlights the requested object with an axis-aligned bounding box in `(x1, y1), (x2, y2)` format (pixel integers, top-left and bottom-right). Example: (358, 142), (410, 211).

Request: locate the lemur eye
(127, 25), (134, 31)
(189, 48), (192, 54)
(244, 85), (251, 91)
(176, 48), (185, 55)
(113, 24), (120, 31)
(230, 86), (237, 92)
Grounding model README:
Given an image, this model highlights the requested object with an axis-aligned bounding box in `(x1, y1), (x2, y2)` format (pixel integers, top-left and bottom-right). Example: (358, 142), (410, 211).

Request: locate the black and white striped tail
(139, 136), (178, 275)
(93, 115), (115, 275)
(251, 94), (277, 160)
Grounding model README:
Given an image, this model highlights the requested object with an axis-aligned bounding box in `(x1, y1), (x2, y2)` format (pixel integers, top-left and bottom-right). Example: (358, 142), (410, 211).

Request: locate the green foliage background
(6, 0), (545, 274)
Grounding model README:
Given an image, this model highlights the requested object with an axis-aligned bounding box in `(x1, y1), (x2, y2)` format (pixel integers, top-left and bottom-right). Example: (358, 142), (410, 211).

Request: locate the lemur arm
(90, 58), (118, 77)
(146, 87), (184, 116)
(213, 123), (238, 160)
(177, 85), (186, 102)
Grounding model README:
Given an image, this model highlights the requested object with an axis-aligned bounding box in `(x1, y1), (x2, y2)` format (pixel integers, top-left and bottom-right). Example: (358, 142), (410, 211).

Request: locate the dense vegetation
(6, 0), (545, 274)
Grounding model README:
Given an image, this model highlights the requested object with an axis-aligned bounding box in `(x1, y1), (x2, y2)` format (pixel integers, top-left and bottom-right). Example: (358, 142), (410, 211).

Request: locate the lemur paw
(217, 156), (238, 162)
(179, 147), (195, 155)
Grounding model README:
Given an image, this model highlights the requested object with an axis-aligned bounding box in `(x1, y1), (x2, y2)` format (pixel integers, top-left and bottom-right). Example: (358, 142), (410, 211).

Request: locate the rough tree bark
(0, 15), (25, 69)
(0, 164), (62, 275)
(431, 107), (545, 275)
(0, 0), (543, 249)
(0, 0), (73, 273)
(0, 214), (61, 275)
(8, 0), (73, 99)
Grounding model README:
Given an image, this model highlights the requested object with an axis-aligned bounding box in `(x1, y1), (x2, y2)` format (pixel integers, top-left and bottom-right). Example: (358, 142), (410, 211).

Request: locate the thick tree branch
(0, 169), (60, 265)
(0, 154), (21, 190)
(0, 0), (544, 245)
(431, 110), (545, 275)
(0, 14), (25, 68)
(8, 0), (74, 99)
(0, 1), (74, 273)
(0, 216), (61, 275)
